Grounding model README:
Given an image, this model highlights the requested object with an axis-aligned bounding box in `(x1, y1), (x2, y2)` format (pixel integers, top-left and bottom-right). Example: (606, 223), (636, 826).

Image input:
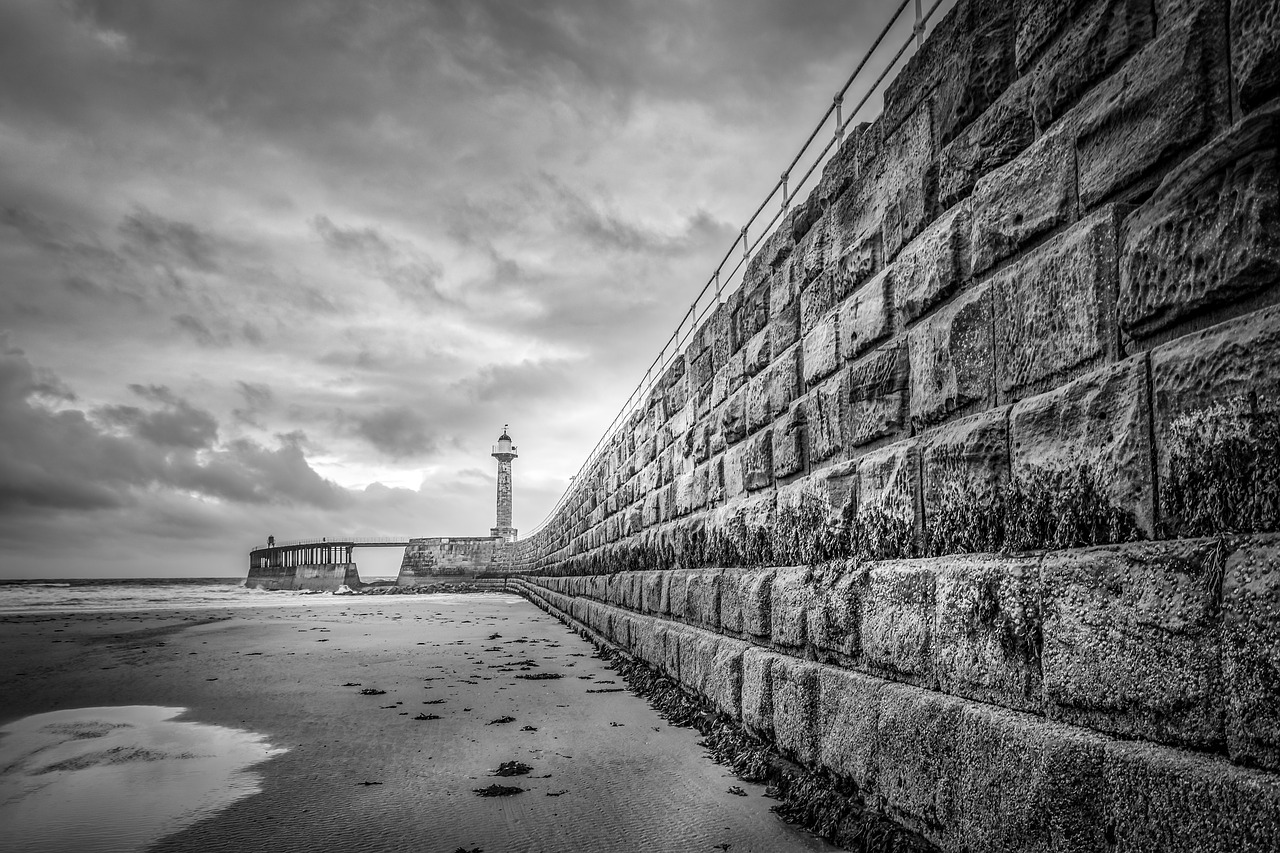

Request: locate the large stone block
(934, 554), (1043, 712)
(881, 102), (939, 261)
(993, 206), (1122, 401)
(862, 560), (935, 684)
(908, 283), (993, 429)
(1233, 0), (1280, 113)
(771, 658), (821, 766)
(1223, 536), (1280, 771)
(723, 443), (746, 501)
(943, 703), (1109, 853)
(1026, 0), (1155, 132)
(1042, 540), (1226, 748)
(896, 200), (972, 324)
(799, 272), (836, 337)
(1072, 6), (1229, 209)
(771, 402), (805, 479)
(883, 0), (1016, 144)
(848, 341), (910, 447)
(802, 306), (840, 385)
(744, 326), (771, 378)
(741, 647), (777, 739)
(771, 294), (801, 359)
(833, 230), (881, 301)
(1150, 306), (1280, 537)
(677, 630), (721, 698)
(816, 665), (882, 790)
(806, 564), (863, 665)
(741, 567), (776, 640)
(805, 371), (846, 463)
(856, 439), (920, 536)
(742, 428), (773, 492)
(970, 131), (1077, 276)
(838, 266), (893, 361)
(1102, 740), (1280, 852)
(747, 344), (800, 431)
(938, 75), (1036, 209)
(1009, 355), (1154, 536)
(769, 567), (816, 651)
(919, 407), (1009, 552)
(1120, 106), (1280, 339)
(686, 569), (722, 631)
(875, 684), (965, 840)
(708, 638), (747, 720)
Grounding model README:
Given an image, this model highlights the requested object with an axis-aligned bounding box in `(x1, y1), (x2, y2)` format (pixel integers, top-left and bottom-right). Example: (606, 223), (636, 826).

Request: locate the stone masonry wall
(497, 0), (1280, 848)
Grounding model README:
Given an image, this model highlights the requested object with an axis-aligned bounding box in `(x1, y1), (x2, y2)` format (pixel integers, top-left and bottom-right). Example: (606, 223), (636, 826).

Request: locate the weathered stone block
(741, 567), (777, 639)
(1233, 0), (1280, 113)
(687, 569), (722, 631)
(884, 0), (1015, 144)
(771, 402), (805, 479)
(938, 74), (1036, 208)
(723, 442), (746, 500)
(882, 102), (939, 261)
(807, 563), (863, 664)
(875, 684), (964, 839)
(677, 630), (720, 697)
(1072, 7), (1229, 209)
(934, 554), (1043, 711)
(793, 209), (831, 287)
(737, 282), (771, 346)
(805, 371), (846, 463)
(896, 200), (973, 324)
(838, 266), (893, 361)
(943, 703), (1109, 853)
(833, 231), (881, 299)
(771, 658), (821, 766)
(1150, 306), (1280, 538)
(1027, 0), (1155, 132)
(769, 567), (815, 651)
(920, 407), (1010, 550)
(1103, 740), (1280, 853)
(1120, 106), (1280, 339)
(747, 344), (799, 431)
(1009, 355), (1154, 535)
(741, 647), (776, 738)
(848, 342), (910, 446)
(771, 295), (801, 359)
(742, 428), (773, 492)
(1223, 535), (1280, 771)
(862, 560), (935, 683)
(799, 273), (836, 338)
(1042, 540), (1226, 748)
(802, 307), (840, 385)
(744, 326), (771, 377)
(666, 571), (691, 621)
(970, 131), (1077, 276)
(994, 206), (1122, 401)
(908, 283), (993, 429)
(674, 470), (695, 517)
(857, 439), (919, 533)
(720, 386), (747, 446)
(816, 665), (882, 790)
(708, 638), (747, 720)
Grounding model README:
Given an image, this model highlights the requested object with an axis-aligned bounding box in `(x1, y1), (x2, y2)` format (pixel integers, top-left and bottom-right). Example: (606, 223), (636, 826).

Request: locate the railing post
(834, 93), (843, 141)
(781, 171), (789, 210)
(914, 0), (925, 47)
(714, 269), (722, 305)
(741, 226), (748, 262)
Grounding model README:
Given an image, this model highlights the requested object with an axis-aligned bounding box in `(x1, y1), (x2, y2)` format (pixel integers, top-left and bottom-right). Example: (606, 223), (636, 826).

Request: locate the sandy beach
(0, 593), (836, 853)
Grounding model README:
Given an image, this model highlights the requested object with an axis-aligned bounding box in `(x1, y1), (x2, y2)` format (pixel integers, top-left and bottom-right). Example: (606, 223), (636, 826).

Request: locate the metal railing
(249, 536), (413, 552)
(524, 0), (945, 539)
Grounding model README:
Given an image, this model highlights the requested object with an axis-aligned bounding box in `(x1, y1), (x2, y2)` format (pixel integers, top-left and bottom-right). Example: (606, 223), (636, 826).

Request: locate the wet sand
(0, 594), (836, 853)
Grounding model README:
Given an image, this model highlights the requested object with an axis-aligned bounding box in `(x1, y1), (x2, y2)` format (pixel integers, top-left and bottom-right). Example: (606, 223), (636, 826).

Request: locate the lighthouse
(490, 426), (518, 542)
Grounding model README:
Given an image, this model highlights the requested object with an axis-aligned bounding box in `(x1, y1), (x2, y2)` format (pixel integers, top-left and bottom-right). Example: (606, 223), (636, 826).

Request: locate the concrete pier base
(245, 563), (361, 592)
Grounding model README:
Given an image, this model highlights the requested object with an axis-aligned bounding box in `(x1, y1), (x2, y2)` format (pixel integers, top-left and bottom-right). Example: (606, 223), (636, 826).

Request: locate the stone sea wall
(497, 0), (1280, 848)
(397, 536), (502, 583)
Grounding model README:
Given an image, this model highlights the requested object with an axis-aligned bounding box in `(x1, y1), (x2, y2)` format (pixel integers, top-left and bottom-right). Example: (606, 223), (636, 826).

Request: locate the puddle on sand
(0, 706), (286, 853)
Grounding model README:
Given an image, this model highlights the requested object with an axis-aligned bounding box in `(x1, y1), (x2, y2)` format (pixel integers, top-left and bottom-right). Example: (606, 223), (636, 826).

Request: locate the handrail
(523, 0), (945, 539)
(249, 536), (413, 552)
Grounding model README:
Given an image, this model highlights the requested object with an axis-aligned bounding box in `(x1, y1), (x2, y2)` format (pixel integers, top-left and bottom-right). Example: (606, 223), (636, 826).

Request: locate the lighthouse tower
(490, 426), (518, 542)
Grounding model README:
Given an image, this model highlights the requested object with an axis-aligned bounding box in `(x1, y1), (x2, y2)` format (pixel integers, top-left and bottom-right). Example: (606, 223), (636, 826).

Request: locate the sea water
(0, 577), (401, 614)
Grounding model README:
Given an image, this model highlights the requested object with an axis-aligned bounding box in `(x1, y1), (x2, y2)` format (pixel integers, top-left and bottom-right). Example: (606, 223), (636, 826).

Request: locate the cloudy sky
(0, 0), (925, 578)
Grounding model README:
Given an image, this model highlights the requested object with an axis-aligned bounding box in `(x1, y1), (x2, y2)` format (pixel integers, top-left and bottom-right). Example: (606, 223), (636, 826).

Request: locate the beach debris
(491, 761), (532, 777)
(714, 844), (732, 851)
(454, 847), (483, 853)
(380, 705), (397, 709)
(728, 786), (747, 797)
(487, 633), (502, 640)
(342, 682), (362, 687)
(515, 672), (562, 680)
(520, 725), (538, 732)
(413, 713), (441, 721)
(359, 688), (386, 695)
(546, 790), (569, 797)
(609, 722), (624, 727)
(473, 784), (524, 797)
(586, 688), (625, 694)
(486, 716), (516, 725)
(355, 781), (383, 786)
(423, 699), (446, 705)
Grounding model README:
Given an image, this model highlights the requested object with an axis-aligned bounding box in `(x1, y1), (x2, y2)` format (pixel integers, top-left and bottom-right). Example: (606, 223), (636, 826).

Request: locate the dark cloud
(353, 405), (438, 459)
(97, 385), (219, 450)
(313, 215), (449, 309)
(119, 208), (222, 272)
